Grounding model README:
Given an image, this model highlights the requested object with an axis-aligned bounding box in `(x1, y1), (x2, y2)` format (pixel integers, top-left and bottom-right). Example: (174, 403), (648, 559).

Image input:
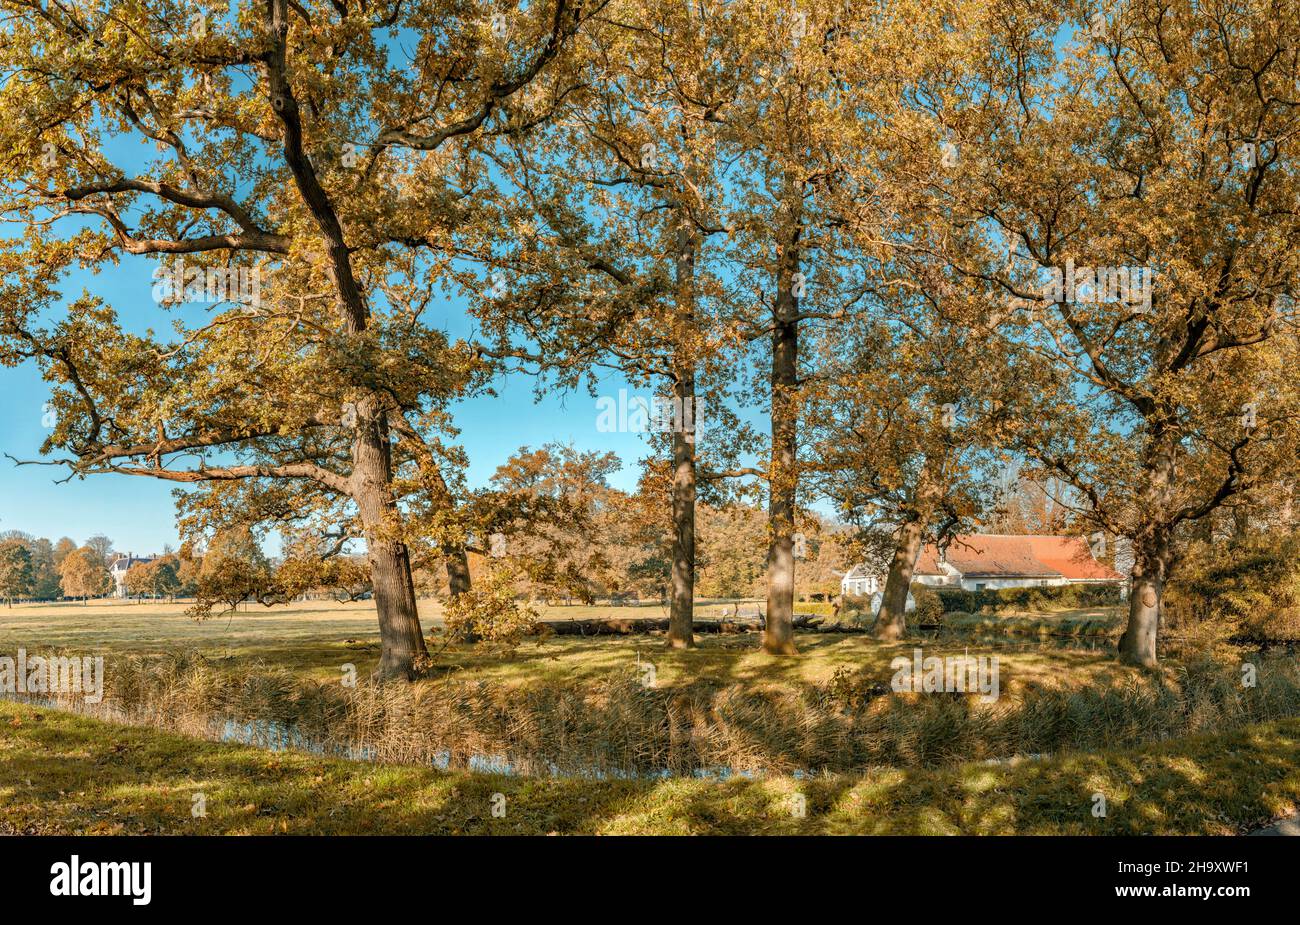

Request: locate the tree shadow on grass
(3, 701), (1300, 835)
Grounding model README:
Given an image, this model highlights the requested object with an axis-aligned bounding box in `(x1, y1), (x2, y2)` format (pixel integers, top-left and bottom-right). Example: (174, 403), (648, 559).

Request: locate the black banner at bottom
(0, 835), (1285, 911)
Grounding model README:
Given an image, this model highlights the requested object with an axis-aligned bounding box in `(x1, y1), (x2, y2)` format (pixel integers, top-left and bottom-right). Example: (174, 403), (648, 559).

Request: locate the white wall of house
(840, 575), (916, 614)
(868, 591), (916, 615)
(912, 561), (963, 587)
(912, 573), (952, 588)
(841, 575), (881, 596)
(959, 576), (1072, 592)
(110, 556), (157, 598)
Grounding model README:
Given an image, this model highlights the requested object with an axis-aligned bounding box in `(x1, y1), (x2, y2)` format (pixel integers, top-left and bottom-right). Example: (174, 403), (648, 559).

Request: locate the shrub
(934, 583), (1121, 614)
(443, 571), (538, 647)
(909, 583), (944, 625)
(1165, 532), (1300, 642)
(840, 591), (876, 625)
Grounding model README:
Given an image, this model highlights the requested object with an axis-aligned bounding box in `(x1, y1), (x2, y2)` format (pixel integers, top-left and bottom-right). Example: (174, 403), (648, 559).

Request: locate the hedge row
(933, 583), (1123, 614)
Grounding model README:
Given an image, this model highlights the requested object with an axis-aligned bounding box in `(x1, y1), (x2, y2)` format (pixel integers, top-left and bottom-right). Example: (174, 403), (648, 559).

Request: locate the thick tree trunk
(1232, 504), (1250, 539)
(873, 461), (941, 640)
(1118, 557), (1163, 668)
(352, 401), (428, 680)
(873, 517), (924, 641)
(763, 238), (801, 656)
(426, 465), (471, 600)
(1117, 434), (1177, 668)
(1193, 514), (1213, 543)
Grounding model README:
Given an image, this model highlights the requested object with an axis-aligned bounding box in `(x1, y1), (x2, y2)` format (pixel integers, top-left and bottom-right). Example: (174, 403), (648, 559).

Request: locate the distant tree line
(0, 530), (202, 605)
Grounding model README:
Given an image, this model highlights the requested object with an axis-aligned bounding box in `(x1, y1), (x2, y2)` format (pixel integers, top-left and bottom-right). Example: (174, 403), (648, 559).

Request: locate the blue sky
(1, 341), (660, 554)
(0, 249), (663, 554)
(0, 33), (696, 555)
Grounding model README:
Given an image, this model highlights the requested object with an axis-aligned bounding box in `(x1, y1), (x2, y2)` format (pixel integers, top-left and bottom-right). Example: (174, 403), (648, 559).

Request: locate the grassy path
(3, 699), (1298, 835)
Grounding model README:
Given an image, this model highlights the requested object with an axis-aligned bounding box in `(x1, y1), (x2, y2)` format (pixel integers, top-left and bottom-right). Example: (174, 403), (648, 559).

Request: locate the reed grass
(15, 649), (1300, 779)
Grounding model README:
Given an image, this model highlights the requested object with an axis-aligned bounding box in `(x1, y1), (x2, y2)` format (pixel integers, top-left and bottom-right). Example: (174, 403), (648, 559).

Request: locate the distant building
(840, 564), (914, 617)
(109, 553), (158, 598)
(840, 564), (881, 597)
(842, 534), (1124, 597)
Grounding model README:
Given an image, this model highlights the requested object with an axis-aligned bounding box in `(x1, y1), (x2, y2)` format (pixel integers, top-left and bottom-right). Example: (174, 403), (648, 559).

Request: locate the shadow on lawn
(3, 703), (1299, 835)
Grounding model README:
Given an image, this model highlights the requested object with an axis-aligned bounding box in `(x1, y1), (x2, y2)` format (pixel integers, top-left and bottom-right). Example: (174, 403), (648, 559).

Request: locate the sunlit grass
(3, 600), (1295, 834)
(2, 699), (1297, 835)
(0, 598), (1127, 689)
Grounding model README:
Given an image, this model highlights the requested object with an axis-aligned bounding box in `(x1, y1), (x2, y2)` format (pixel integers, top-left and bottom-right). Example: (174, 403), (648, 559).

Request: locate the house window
(975, 583), (986, 591)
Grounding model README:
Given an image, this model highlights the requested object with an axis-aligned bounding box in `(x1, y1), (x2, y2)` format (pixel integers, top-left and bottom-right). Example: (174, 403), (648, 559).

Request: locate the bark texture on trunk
(1232, 504), (1250, 539)
(763, 232), (801, 656)
(1118, 436), (1175, 668)
(1119, 563), (1163, 668)
(668, 374), (697, 648)
(667, 221), (698, 649)
(353, 401), (428, 680)
(872, 461), (941, 641)
(872, 517), (923, 641)
(444, 547), (472, 599)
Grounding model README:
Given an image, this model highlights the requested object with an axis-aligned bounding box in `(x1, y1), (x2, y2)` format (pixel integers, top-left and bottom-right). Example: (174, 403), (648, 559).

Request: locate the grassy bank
(6, 600), (1295, 778)
(16, 646), (1300, 779)
(2, 699), (1297, 835)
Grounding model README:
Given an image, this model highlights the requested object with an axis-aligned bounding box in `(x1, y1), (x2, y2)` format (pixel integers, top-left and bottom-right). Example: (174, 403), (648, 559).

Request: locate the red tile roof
(913, 535), (1122, 581)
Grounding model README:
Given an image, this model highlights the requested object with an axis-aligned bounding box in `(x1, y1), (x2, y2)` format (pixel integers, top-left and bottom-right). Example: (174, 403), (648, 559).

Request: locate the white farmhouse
(839, 564), (915, 616)
(109, 553), (158, 598)
(841, 534), (1123, 598)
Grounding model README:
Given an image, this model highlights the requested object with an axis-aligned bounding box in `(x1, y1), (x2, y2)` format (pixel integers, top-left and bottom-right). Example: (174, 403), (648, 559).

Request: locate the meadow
(0, 596), (1124, 685)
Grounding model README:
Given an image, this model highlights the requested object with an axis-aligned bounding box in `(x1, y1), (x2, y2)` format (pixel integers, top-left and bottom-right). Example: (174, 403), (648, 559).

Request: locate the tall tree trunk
(1193, 514), (1213, 543)
(426, 466), (471, 599)
(873, 517), (924, 640)
(667, 220), (698, 649)
(353, 400), (428, 680)
(267, 0), (428, 679)
(873, 461), (941, 640)
(1118, 436), (1175, 668)
(668, 372), (697, 648)
(1232, 503), (1250, 539)
(1118, 535), (1168, 668)
(763, 228), (801, 656)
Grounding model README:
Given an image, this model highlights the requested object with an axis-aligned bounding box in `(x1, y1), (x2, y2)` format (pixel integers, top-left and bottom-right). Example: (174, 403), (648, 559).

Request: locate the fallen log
(812, 620), (868, 634)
